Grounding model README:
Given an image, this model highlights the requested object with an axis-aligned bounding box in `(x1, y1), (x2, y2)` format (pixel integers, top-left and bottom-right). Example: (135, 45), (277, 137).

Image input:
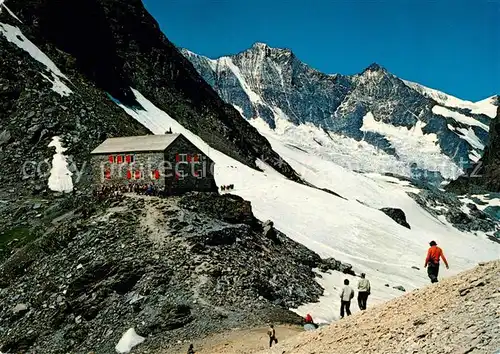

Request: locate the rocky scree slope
(2, 0), (300, 181)
(262, 260), (500, 354)
(0, 192), (353, 354)
(183, 44), (497, 179)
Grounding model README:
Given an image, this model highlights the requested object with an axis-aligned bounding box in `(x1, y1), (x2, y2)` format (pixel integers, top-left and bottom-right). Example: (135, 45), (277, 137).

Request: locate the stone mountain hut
(90, 133), (216, 195)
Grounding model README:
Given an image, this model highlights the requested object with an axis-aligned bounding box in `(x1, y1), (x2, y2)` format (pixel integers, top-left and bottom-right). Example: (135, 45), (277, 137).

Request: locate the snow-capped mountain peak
(183, 43), (497, 183)
(363, 62), (386, 73)
(251, 41), (269, 50)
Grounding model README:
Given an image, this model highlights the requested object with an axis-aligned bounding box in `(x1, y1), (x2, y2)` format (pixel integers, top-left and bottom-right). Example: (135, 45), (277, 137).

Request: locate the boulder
(339, 263), (355, 276)
(0, 130), (11, 146)
(380, 208), (411, 229)
(262, 220), (279, 243)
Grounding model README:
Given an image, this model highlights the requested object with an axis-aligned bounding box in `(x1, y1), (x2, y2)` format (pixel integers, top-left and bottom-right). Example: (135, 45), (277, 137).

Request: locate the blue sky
(143, 0), (499, 101)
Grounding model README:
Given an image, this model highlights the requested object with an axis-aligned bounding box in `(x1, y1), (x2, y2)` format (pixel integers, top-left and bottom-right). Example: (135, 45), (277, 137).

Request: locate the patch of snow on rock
(115, 328), (145, 353)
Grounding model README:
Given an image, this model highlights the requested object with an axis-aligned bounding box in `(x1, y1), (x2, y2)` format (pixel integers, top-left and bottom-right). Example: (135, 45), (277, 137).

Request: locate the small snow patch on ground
(115, 328), (145, 353)
(48, 136), (73, 193)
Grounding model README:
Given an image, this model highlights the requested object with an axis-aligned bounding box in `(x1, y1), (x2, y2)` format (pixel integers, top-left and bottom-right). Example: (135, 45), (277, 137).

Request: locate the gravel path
(167, 325), (303, 354)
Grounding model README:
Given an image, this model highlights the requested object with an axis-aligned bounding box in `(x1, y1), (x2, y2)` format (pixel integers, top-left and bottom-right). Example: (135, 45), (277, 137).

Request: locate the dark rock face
(0, 193), (352, 353)
(446, 107), (500, 194)
(481, 107), (500, 192)
(3, 0), (300, 182)
(380, 208), (411, 229)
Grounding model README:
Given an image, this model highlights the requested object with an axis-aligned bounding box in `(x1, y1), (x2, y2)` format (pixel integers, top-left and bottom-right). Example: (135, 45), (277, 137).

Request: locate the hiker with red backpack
(424, 240), (449, 283)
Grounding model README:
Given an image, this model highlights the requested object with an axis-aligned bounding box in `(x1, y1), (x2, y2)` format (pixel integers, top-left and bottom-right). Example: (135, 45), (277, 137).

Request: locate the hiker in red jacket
(424, 240), (449, 283)
(304, 313), (318, 328)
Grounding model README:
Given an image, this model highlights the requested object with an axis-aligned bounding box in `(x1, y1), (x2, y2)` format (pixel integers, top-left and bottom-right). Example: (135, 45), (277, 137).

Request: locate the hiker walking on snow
(357, 273), (371, 310)
(340, 279), (354, 318)
(267, 324), (278, 347)
(424, 240), (449, 283)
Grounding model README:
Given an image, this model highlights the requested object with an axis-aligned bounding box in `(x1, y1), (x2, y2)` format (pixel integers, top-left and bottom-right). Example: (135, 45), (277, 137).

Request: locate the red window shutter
(135, 170), (141, 179)
(117, 155), (123, 164)
(105, 169), (111, 179)
(125, 155), (131, 163)
(154, 170), (160, 179)
(108, 155), (114, 163)
(126, 170), (132, 179)
(187, 154), (192, 162)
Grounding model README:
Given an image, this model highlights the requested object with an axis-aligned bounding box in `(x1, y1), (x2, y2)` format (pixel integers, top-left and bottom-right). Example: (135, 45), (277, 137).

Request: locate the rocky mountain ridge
(182, 43), (498, 182)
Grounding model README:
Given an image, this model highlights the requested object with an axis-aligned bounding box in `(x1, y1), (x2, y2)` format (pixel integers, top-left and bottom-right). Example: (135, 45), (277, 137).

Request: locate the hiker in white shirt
(357, 273), (371, 310)
(340, 279), (354, 318)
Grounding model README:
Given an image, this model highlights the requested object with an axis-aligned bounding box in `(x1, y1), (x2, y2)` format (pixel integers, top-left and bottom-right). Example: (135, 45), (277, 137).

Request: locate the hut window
(176, 153), (187, 162)
(125, 155), (135, 163)
(126, 170), (132, 179)
(152, 170), (160, 179)
(116, 155), (124, 164)
(104, 169), (111, 179)
(193, 154), (200, 162)
(134, 170), (142, 179)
